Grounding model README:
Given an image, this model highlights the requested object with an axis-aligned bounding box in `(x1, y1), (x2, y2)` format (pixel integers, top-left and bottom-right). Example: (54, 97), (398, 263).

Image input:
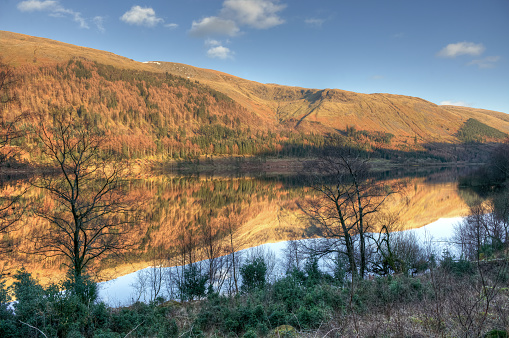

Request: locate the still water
(2, 166), (477, 285)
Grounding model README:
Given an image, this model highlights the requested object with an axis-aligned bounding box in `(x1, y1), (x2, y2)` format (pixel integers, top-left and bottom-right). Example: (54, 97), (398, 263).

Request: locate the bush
(240, 257), (267, 292)
(179, 263), (207, 301)
(440, 254), (474, 276)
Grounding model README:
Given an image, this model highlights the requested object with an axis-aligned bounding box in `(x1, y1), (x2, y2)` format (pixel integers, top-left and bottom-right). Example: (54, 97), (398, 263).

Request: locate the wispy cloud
(190, 16), (239, 37)
(17, 0), (90, 29)
(164, 23), (179, 29)
(305, 18), (325, 27)
(120, 6), (163, 27)
(207, 45), (234, 59)
(17, 0), (57, 11)
(221, 0), (286, 29)
(204, 39), (234, 60)
(440, 101), (469, 107)
(370, 75), (384, 80)
(437, 42), (485, 58)
(190, 0), (286, 37)
(205, 39), (222, 47)
(468, 56), (500, 69)
(93, 16), (105, 32)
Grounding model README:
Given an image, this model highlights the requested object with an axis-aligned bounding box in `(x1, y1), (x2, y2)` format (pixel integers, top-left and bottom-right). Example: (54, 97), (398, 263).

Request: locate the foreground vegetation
(0, 239), (508, 337)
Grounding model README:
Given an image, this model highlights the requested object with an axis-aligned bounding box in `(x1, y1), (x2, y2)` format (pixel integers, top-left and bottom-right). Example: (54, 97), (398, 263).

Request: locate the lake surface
(1, 166), (478, 286)
(98, 216), (465, 306)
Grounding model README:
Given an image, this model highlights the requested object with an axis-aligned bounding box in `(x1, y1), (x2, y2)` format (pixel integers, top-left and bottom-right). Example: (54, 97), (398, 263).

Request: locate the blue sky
(1, 0), (508, 113)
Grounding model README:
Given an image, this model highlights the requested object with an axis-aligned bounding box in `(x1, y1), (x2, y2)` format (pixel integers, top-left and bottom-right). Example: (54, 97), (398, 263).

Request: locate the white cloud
(207, 46), (234, 59)
(437, 42), (485, 58)
(93, 16), (105, 32)
(120, 6), (163, 27)
(440, 101), (469, 107)
(18, 0), (90, 29)
(468, 56), (500, 69)
(164, 23), (178, 29)
(68, 10), (88, 28)
(205, 39), (222, 47)
(190, 16), (239, 37)
(370, 75), (384, 80)
(221, 0), (286, 29)
(17, 0), (58, 11)
(190, 0), (285, 37)
(190, 0), (285, 59)
(305, 18), (325, 27)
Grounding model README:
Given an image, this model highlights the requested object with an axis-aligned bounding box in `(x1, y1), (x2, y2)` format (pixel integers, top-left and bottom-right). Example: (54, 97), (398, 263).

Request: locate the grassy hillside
(1, 30), (509, 163)
(153, 62), (509, 141)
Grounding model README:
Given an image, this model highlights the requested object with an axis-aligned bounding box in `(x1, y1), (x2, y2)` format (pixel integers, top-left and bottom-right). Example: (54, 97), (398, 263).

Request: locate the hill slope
(1, 30), (508, 161)
(153, 61), (509, 141)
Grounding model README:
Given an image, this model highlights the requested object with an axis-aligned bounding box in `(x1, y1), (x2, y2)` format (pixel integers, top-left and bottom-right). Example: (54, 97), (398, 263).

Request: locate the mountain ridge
(1, 30), (508, 155)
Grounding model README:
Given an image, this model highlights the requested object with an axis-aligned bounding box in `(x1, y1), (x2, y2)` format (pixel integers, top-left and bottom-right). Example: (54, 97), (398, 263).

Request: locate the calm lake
(2, 165), (479, 287)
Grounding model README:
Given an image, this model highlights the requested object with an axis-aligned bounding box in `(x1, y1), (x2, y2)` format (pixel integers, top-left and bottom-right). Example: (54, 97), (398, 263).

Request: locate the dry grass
(2, 30), (508, 145)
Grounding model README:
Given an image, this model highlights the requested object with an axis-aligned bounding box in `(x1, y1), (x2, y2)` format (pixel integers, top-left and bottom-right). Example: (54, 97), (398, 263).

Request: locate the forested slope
(1, 30), (508, 163)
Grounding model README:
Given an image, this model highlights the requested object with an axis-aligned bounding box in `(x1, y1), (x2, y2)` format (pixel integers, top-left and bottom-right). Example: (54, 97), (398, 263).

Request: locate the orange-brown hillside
(1, 30), (508, 151)
(153, 62), (509, 142)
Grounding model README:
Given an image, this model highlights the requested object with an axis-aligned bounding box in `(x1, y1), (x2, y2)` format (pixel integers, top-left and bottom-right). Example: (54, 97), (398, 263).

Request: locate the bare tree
(200, 212), (228, 293)
(282, 240), (304, 273)
(301, 147), (398, 278)
(455, 201), (508, 260)
(30, 109), (136, 281)
(371, 212), (427, 276)
(447, 198), (509, 336)
(223, 205), (245, 294)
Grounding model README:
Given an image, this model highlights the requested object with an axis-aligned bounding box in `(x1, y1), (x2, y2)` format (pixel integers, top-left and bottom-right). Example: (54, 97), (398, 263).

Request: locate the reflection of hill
(1, 174), (471, 285)
(384, 179), (470, 230)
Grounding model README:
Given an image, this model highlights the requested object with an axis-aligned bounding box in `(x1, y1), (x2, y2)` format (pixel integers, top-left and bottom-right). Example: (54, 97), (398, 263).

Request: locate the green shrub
(243, 328), (257, 338)
(240, 257), (267, 292)
(440, 254), (474, 276)
(485, 329), (509, 338)
(179, 263), (207, 301)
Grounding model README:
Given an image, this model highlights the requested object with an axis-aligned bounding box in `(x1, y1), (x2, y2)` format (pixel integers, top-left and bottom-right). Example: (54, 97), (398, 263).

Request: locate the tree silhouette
(302, 146), (398, 279)
(30, 109), (137, 280)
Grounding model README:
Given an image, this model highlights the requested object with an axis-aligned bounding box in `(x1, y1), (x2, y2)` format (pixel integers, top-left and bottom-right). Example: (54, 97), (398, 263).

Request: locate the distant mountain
(1, 30), (508, 162)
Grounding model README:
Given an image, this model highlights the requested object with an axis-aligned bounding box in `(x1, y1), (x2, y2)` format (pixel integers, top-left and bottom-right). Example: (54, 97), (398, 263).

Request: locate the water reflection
(1, 166), (475, 284)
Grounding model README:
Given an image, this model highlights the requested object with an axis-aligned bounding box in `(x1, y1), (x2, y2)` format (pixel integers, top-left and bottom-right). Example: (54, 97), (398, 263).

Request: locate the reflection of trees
(9, 169), (473, 284)
(458, 139), (509, 245)
(0, 60), (28, 252)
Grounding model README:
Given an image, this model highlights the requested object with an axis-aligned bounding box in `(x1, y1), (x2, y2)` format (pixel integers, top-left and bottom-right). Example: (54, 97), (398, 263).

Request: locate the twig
(322, 327), (341, 337)
(178, 325), (194, 338)
(124, 320), (144, 338)
(19, 320), (48, 338)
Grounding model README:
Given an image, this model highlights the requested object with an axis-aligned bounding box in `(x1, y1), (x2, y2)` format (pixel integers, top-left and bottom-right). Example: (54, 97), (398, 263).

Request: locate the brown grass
(2, 30), (508, 145)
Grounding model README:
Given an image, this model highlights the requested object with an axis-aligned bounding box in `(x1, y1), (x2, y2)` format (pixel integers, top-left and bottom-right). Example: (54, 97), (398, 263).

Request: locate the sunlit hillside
(1, 30), (508, 163)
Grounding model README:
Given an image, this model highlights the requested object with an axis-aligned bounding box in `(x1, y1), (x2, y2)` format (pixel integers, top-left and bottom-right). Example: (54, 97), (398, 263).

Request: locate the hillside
(1, 30), (508, 161)
(153, 61), (509, 141)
